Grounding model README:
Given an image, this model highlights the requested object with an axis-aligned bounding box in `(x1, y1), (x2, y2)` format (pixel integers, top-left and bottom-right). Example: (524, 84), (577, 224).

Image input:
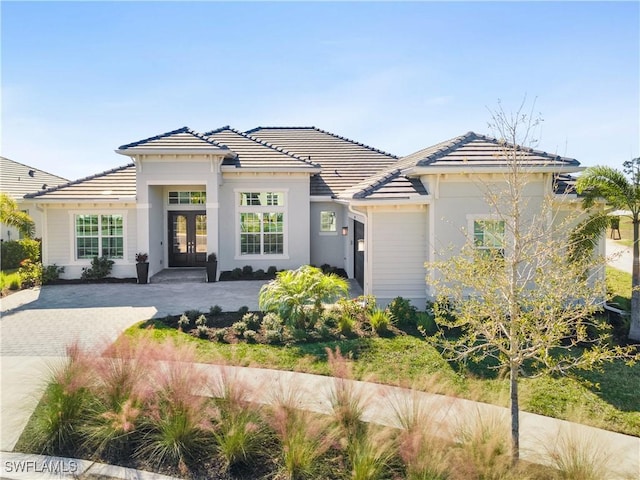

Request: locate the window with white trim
(320, 211), (337, 233)
(238, 192), (285, 255)
(168, 191), (206, 205)
(473, 220), (505, 256)
(75, 214), (124, 259)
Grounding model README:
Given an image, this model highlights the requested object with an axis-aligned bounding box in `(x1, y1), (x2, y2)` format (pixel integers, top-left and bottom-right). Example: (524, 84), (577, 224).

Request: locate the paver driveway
(0, 281), (265, 451)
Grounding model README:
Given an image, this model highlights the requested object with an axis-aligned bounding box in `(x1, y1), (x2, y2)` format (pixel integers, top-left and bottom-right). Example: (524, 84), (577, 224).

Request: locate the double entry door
(168, 211), (207, 267)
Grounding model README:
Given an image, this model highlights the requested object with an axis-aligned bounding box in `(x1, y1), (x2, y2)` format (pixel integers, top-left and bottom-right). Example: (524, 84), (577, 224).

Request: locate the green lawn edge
(124, 321), (640, 437)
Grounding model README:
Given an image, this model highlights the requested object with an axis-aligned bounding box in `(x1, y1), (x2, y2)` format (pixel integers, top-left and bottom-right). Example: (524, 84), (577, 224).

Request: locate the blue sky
(2, 1), (638, 180)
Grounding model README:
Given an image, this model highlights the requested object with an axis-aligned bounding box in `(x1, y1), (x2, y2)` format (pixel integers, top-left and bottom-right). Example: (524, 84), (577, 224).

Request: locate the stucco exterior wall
(369, 205), (428, 308)
(217, 173), (311, 273)
(310, 201), (347, 270)
(42, 203), (137, 279)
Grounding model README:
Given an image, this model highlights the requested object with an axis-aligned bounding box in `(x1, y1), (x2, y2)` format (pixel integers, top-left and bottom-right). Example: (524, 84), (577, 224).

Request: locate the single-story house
(0, 156), (68, 241)
(22, 126), (591, 307)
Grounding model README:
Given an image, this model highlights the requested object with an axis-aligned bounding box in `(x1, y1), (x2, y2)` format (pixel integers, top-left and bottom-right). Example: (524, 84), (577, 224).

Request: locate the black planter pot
(136, 262), (149, 284)
(206, 261), (218, 283)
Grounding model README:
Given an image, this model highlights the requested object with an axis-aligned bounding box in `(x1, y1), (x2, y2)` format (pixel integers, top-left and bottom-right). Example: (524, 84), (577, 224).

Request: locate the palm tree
(0, 193), (35, 238)
(575, 158), (640, 340)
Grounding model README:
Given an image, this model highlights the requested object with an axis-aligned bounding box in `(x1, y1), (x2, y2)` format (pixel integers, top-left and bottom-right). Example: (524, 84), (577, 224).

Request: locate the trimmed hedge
(1, 239), (41, 270)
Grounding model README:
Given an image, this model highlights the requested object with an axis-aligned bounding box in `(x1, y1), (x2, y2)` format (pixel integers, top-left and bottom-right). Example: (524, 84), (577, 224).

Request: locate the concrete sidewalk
(607, 238), (634, 275)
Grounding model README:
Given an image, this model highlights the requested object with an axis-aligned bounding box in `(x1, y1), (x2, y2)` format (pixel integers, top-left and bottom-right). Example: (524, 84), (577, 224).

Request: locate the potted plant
(135, 252), (149, 284)
(206, 252), (217, 283)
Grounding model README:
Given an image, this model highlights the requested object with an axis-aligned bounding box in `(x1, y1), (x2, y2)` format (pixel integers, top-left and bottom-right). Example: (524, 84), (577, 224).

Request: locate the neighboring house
(0, 156), (68, 241)
(23, 127), (588, 307)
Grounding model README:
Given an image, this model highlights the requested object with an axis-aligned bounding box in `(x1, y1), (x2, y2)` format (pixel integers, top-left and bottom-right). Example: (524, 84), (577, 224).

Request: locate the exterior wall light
(342, 226), (348, 236)
(357, 239), (365, 251)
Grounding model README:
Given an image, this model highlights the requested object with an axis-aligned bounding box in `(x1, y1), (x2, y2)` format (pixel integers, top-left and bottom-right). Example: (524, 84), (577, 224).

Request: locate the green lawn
(607, 266), (632, 311)
(0, 269), (21, 292)
(125, 321), (640, 437)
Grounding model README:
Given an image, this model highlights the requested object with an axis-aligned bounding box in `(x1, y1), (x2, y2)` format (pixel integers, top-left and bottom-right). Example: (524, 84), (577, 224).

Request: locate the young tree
(0, 193), (35, 238)
(426, 101), (638, 465)
(575, 159), (640, 340)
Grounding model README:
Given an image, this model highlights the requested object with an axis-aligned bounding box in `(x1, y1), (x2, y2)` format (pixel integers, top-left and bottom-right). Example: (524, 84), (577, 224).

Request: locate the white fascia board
(335, 196), (432, 207)
(406, 165), (584, 176)
(25, 198), (137, 205)
(220, 166), (322, 174)
(115, 147), (229, 157)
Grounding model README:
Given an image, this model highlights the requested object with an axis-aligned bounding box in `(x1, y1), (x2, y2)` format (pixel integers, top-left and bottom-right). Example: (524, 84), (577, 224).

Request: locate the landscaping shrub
(238, 305), (250, 316)
(242, 265), (253, 276)
(259, 265), (348, 330)
(1, 238), (41, 269)
(42, 264), (64, 284)
(416, 310), (437, 336)
(387, 296), (417, 328)
(18, 259), (43, 288)
(230, 267), (243, 279)
(267, 266), (278, 276)
(209, 305), (223, 316)
(368, 308), (392, 334)
(81, 256), (114, 280)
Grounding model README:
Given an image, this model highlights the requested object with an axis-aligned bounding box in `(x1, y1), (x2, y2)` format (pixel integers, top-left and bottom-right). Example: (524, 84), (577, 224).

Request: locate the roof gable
(0, 156), (68, 198)
(117, 127), (229, 153)
(406, 131), (580, 168)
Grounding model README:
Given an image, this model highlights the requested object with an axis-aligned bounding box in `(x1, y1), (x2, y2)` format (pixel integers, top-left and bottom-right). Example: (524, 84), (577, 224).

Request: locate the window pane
(474, 220), (505, 252)
(320, 211), (336, 232)
(77, 237), (99, 259)
(102, 237), (123, 259)
(168, 192), (179, 204)
(263, 213), (283, 233)
(263, 233), (283, 254)
(240, 234), (261, 255)
(179, 192), (190, 204)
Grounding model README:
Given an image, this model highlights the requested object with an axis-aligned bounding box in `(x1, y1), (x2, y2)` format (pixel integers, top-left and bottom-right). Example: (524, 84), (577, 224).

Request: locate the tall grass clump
(211, 371), (268, 472)
(268, 388), (335, 479)
(451, 410), (511, 480)
(389, 391), (452, 480)
(327, 347), (366, 439)
(544, 429), (614, 480)
(348, 426), (396, 480)
(135, 340), (214, 475)
(22, 344), (91, 456)
(80, 337), (155, 459)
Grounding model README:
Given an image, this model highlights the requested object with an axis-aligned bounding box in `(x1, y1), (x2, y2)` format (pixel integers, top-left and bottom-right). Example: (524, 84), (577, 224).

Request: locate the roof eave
(336, 196), (432, 206)
(115, 147), (229, 157)
(221, 166), (322, 174)
(25, 197), (137, 203)
(407, 165), (584, 176)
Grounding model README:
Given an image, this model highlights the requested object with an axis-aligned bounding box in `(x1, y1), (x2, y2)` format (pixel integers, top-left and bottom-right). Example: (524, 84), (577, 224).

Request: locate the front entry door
(168, 211), (207, 267)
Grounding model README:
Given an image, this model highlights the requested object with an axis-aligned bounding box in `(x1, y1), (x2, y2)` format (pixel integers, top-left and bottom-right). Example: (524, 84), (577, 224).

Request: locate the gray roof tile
(247, 127), (398, 196)
(204, 127), (320, 170)
(25, 164), (136, 200)
(0, 157), (68, 198)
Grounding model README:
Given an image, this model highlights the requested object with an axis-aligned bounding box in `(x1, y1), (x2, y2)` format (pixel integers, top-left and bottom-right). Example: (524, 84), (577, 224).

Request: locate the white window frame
(467, 214), (506, 256)
(235, 189), (289, 260)
(69, 211), (127, 264)
(319, 210), (337, 235)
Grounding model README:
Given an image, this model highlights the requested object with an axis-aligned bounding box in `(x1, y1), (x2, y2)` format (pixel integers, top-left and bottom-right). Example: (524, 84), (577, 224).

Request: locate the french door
(168, 211), (207, 267)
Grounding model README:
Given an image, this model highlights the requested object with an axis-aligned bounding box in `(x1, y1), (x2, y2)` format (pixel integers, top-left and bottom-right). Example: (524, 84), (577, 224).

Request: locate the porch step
(150, 268), (207, 284)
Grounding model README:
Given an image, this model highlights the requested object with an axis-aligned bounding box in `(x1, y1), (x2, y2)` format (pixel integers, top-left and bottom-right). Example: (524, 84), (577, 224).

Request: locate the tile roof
(246, 127), (398, 196)
(404, 131), (580, 168)
(0, 157), (68, 198)
(204, 127), (320, 170)
(117, 127), (230, 153)
(339, 132), (580, 200)
(24, 164), (136, 200)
